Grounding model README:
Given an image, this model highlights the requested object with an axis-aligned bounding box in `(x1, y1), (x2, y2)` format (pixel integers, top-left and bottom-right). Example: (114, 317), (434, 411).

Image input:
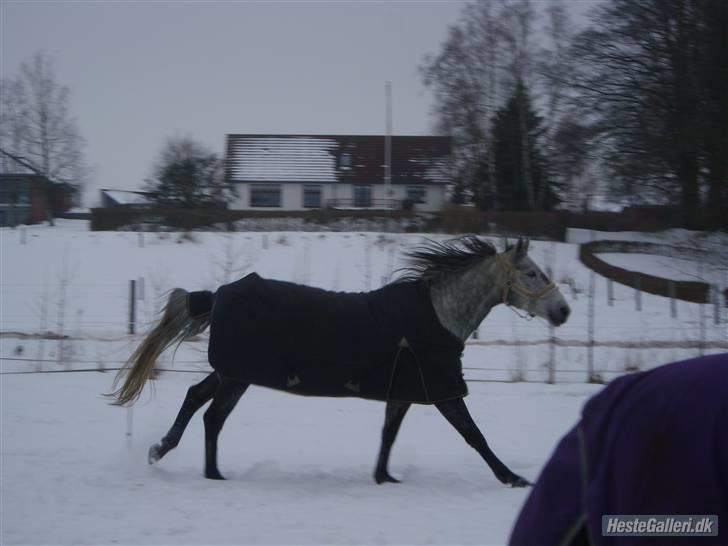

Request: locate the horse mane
(396, 235), (498, 283)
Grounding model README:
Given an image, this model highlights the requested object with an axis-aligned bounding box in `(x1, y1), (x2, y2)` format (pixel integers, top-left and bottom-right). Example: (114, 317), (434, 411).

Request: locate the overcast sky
(2, 1), (594, 206)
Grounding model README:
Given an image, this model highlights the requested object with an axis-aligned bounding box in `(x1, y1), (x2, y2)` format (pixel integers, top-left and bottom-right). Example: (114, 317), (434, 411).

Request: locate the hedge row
(90, 207), (418, 231)
(91, 205), (720, 241)
(417, 206), (697, 240)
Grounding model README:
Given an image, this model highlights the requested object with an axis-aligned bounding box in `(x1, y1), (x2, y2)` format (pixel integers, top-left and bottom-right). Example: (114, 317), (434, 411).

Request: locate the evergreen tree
(477, 82), (559, 211)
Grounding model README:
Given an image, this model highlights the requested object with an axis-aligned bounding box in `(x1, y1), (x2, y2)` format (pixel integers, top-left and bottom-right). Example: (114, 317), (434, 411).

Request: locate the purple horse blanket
(510, 353), (728, 546)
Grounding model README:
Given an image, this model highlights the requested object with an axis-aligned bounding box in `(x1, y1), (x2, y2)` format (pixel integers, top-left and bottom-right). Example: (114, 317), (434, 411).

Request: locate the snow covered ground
(1, 370), (600, 545)
(1, 220), (726, 544)
(599, 252), (725, 284)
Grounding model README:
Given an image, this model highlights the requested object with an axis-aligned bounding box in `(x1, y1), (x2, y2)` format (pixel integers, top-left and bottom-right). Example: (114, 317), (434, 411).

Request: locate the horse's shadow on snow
(151, 460), (512, 496)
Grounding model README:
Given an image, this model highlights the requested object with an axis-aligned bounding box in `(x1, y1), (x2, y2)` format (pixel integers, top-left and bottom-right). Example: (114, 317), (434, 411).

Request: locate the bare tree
(701, 0), (728, 229)
(537, 1), (596, 211)
(566, 0), (717, 227)
(539, 1), (573, 131)
(0, 79), (26, 171)
(421, 1), (518, 206)
(421, 22), (489, 203)
(551, 118), (600, 211)
(0, 52), (87, 194)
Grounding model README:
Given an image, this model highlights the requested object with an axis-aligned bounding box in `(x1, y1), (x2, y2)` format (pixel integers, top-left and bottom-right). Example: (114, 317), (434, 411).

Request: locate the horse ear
(514, 237), (529, 262)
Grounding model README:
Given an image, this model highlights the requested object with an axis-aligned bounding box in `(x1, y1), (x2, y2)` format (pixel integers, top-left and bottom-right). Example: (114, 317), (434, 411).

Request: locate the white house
(224, 134), (451, 212)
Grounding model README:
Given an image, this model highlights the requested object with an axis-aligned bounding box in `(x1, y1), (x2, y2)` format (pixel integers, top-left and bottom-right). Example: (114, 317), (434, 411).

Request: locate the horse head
(499, 238), (571, 327)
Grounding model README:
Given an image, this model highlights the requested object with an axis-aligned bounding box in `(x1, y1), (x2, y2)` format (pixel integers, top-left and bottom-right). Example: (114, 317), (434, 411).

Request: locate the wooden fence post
(587, 265), (596, 382)
(713, 285), (721, 325)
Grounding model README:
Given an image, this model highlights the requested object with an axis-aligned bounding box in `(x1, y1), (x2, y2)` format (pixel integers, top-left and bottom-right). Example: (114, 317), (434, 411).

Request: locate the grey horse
(111, 236), (570, 487)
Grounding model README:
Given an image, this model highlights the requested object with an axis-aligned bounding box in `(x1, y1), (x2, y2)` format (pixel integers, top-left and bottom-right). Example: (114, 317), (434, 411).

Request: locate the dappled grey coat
(201, 273), (467, 404)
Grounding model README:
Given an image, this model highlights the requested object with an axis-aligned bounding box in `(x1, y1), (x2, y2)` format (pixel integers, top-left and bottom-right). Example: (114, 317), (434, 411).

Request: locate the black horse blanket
(510, 353), (728, 546)
(206, 273), (467, 404)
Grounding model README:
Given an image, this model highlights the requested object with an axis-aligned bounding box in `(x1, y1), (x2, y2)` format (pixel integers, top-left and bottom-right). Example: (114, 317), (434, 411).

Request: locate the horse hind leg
(374, 401), (410, 484)
(203, 375), (249, 480)
(148, 372), (221, 465)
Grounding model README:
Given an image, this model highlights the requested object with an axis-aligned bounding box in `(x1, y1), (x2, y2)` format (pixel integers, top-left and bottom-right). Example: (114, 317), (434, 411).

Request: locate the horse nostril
(560, 306), (570, 319)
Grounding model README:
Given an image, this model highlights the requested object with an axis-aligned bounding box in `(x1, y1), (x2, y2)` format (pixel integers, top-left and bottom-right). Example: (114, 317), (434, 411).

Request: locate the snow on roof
(228, 136), (338, 183)
(226, 134), (452, 185)
(410, 157), (451, 184)
(102, 190), (151, 205)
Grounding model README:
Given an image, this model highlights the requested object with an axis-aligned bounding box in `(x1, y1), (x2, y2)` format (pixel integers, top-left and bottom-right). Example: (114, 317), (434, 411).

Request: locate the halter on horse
(110, 236), (570, 486)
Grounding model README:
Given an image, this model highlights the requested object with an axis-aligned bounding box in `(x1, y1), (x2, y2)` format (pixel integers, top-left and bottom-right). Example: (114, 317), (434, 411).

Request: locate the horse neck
(429, 255), (506, 342)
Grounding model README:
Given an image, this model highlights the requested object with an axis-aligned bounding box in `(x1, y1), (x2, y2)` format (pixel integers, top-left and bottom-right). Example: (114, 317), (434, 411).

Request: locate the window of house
(250, 184), (281, 207)
(0, 180), (30, 205)
(303, 185), (322, 208)
(353, 185), (372, 208)
(406, 185), (427, 204)
(17, 190), (30, 205)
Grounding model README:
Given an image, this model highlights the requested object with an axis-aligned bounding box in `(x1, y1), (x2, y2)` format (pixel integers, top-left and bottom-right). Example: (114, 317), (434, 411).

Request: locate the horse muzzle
(548, 305), (571, 327)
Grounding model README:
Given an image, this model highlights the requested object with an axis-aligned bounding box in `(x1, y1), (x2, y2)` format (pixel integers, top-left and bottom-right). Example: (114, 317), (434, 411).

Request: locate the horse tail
(109, 289), (214, 406)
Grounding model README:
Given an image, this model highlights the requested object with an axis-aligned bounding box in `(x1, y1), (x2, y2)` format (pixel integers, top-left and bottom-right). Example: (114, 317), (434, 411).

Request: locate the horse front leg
(435, 397), (530, 487)
(374, 401), (410, 484)
(149, 371), (221, 464)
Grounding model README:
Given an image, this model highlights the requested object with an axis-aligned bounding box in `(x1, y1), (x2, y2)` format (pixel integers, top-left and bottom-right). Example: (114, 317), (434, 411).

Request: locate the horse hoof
(205, 470), (226, 480)
(148, 444), (162, 465)
(374, 471), (401, 484)
(507, 475), (532, 488)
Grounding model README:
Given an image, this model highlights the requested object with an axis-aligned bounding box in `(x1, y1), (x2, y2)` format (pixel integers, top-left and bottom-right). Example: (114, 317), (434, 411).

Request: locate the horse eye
(526, 271), (537, 278)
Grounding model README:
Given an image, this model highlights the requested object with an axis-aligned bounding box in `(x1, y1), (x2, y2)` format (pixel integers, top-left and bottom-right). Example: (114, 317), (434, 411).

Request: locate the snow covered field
(1, 220), (726, 545)
(1, 370), (600, 545)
